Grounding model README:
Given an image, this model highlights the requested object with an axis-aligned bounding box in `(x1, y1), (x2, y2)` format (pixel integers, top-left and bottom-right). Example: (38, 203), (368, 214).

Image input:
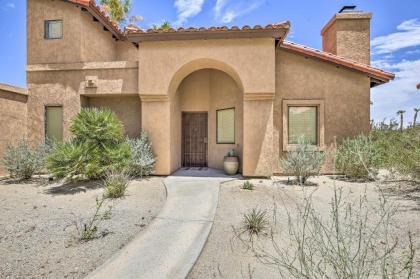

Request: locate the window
(288, 106), (317, 145)
(44, 20), (63, 39)
(283, 100), (325, 151)
(217, 108), (235, 144)
(45, 106), (63, 142)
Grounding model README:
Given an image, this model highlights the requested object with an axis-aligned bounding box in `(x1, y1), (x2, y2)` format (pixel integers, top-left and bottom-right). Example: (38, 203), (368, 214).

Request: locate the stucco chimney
(321, 6), (372, 65)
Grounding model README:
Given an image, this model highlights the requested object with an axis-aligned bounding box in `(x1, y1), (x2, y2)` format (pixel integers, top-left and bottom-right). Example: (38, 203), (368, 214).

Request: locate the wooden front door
(182, 112), (208, 167)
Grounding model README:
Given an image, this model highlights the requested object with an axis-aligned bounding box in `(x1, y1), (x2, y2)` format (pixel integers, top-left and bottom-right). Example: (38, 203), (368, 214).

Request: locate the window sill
(283, 144), (326, 152)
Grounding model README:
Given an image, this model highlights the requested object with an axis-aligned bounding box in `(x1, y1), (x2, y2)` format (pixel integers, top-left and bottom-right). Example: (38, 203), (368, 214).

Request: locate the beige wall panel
(138, 38), (275, 96)
(274, 50), (371, 173)
(0, 91), (28, 175)
(86, 96), (142, 138)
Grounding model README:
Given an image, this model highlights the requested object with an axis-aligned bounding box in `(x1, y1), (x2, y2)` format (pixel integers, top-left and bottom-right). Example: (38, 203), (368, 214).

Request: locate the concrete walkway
(87, 170), (235, 279)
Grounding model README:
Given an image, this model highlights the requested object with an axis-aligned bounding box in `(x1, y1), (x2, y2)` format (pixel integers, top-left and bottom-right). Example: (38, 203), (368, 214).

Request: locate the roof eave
(279, 42), (394, 86)
(126, 28), (289, 43)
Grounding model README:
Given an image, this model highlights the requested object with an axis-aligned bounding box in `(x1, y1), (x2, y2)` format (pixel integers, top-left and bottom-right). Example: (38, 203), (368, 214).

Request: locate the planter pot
(223, 156), (239, 175)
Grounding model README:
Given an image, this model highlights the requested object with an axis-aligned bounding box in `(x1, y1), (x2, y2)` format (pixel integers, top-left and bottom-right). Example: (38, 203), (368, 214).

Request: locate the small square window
(217, 108), (235, 144)
(45, 20), (63, 39)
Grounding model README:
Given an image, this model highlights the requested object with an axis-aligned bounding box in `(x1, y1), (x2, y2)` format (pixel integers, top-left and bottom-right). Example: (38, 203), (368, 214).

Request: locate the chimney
(321, 6), (372, 65)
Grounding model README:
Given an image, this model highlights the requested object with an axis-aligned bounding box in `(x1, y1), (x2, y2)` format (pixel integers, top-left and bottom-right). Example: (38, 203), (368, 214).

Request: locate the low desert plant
(76, 196), (113, 241)
(235, 187), (415, 278)
(372, 126), (420, 181)
(243, 208), (268, 236)
(103, 169), (130, 199)
(242, 181), (254, 190)
(280, 136), (325, 185)
(2, 139), (48, 179)
(47, 108), (132, 180)
(127, 131), (156, 178)
(335, 134), (380, 179)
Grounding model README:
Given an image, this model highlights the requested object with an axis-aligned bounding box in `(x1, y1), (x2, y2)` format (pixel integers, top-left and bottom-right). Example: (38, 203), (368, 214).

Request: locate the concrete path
(87, 170), (235, 279)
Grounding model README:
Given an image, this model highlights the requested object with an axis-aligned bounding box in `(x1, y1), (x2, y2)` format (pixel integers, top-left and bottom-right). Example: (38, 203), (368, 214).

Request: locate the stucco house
(0, 0), (394, 177)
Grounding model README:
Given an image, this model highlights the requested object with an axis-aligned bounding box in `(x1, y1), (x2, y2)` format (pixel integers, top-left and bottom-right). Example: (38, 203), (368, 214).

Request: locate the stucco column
(242, 93), (275, 177)
(140, 95), (171, 175)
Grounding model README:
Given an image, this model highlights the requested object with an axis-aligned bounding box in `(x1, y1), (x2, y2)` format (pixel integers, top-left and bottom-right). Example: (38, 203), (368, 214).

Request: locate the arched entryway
(170, 68), (243, 172)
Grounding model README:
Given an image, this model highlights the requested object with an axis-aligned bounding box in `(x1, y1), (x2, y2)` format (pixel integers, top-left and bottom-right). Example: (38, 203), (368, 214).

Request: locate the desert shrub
(236, 187), (415, 279)
(243, 208), (268, 236)
(76, 196), (113, 241)
(280, 136), (325, 185)
(127, 131), (156, 178)
(47, 108), (131, 180)
(242, 181), (254, 190)
(335, 134), (380, 179)
(372, 127), (420, 180)
(2, 139), (47, 179)
(103, 169), (130, 199)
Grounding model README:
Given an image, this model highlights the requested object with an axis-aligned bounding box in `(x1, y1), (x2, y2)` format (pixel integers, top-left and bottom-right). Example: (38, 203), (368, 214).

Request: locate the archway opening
(170, 68), (243, 172)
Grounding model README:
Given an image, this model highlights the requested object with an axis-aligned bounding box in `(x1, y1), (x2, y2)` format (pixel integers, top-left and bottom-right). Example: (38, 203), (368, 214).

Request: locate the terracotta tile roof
(125, 22), (290, 34)
(280, 41), (395, 84)
(67, 0), (122, 37)
(125, 22), (290, 42)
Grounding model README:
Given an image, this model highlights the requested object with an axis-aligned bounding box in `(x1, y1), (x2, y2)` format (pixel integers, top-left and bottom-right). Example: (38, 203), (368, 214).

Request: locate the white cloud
(174, 0), (205, 26)
(371, 19), (420, 54)
(7, 3), (15, 8)
(215, 0), (264, 23)
(371, 59), (420, 124)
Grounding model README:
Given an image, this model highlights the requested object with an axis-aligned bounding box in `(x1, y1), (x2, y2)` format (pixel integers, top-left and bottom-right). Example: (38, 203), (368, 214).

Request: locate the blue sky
(0, 0), (419, 123)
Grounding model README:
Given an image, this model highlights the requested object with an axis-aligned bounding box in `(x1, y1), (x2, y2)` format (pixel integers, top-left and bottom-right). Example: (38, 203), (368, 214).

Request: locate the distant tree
(152, 21), (172, 30)
(100, 0), (142, 24)
(397, 110), (406, 132)
(413, 108), (419, 129)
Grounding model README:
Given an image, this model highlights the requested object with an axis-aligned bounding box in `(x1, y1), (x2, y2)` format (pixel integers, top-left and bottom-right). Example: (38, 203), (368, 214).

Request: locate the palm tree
(153, 21), (172, 30)
(413, 108), (420, 129)
(397, 110), (406, 131)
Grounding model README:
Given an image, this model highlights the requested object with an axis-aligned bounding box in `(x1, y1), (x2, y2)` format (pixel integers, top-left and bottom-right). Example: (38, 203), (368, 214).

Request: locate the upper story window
(44, 20), (63, 39)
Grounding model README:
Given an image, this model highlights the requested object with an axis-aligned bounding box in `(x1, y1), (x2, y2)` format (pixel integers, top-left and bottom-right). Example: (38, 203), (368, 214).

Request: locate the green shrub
(280, 136), (325, 185)
(104, 169), (130, 199)
(2, 139), (47, 179)
(372, 127), (420, 180)
(47, 108), (131, 180)
(127, 131), (156, 178)
(243, 208), (268, 236)
(335, 134), (380, 179)
(242, 181), (254, 190)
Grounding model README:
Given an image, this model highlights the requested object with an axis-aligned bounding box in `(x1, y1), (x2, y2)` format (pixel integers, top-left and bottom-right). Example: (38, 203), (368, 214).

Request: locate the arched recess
(168, 59), (245, 173)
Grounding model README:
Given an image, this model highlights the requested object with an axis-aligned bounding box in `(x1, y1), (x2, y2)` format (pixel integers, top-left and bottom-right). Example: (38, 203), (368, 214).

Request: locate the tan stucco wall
(27, 0), (138, 65)
(0, 91), (28, 175)
(26, 65), (139, 142)
(273, 49), (371, 173)
(139, 38), (275, 176)
(170, 69), (243, 172)
(85, 95), (142, 138)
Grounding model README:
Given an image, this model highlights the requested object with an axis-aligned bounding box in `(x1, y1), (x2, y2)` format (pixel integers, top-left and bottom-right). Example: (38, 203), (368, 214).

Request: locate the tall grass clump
(372, 126), (420, 181)
(280, 136), (325, 185)
(2, 139), (48, 179)
(47, 108), (131, 180)
(103, 169), (130, 199)
(335, 134), (380, 179)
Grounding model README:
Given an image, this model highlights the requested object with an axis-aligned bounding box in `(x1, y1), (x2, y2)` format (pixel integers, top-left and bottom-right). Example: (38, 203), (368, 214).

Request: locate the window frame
(282, 100), (325, 151)
(44, 105), (64, 142)
(44, 19), (63, 40)
(216, 107), (235, 144)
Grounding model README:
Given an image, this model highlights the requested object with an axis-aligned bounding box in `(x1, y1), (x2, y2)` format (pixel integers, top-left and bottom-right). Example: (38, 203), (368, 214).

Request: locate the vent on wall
(339, 5), (357, 13)
(85, 76), (98, 88)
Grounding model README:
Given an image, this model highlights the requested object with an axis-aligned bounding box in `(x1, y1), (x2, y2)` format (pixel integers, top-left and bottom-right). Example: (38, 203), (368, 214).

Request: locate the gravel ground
(189, 176), (420, 279)
(0, 177), (166, 279)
